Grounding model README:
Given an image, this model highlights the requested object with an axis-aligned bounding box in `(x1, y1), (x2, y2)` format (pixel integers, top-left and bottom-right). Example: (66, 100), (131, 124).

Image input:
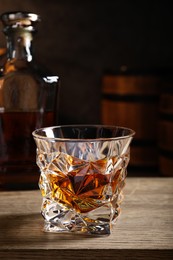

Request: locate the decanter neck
(1, 12), (40, 62)
(5, 30), (33, 62)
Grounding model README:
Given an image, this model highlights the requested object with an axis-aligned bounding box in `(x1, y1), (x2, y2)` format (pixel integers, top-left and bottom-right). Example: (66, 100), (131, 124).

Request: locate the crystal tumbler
(33, 125), (134, 235)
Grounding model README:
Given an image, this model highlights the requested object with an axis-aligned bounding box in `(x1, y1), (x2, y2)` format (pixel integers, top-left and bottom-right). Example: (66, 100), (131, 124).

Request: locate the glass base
(41, 197), (121, 236)
(44, 221), (111, 236)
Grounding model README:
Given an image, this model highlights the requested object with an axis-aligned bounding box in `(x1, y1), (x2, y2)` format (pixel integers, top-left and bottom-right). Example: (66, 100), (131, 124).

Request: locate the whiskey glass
(33, 125), (134, 235)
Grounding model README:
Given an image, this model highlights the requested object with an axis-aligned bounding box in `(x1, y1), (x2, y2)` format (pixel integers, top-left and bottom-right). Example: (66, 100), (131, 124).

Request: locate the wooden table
(0, 178), (173, 259)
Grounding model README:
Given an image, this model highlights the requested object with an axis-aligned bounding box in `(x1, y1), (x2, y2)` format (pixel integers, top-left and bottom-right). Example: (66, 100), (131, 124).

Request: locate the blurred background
(0, 0), (173, 177)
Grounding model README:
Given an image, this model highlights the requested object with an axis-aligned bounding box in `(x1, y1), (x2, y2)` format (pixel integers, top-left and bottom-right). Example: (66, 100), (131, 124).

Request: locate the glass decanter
(0, 12), (60, 190)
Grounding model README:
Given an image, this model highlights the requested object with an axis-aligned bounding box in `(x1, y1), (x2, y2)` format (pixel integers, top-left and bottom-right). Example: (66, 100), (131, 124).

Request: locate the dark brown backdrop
(0, 0), (173, 124)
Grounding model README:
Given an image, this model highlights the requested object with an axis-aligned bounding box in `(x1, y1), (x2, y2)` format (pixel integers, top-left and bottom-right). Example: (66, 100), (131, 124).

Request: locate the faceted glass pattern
(33, 125), (134, 235)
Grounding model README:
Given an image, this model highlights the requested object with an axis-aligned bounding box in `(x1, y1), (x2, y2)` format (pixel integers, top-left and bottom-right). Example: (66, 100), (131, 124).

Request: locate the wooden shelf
(0, 178), (173, 259)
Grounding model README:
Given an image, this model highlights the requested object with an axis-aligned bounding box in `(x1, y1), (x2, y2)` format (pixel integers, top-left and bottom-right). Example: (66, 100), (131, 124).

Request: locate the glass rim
(32, 125), (135, 142)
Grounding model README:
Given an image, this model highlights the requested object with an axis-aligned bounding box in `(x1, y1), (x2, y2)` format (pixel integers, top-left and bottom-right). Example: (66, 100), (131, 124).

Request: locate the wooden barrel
(159, 94), (173, 176)
(101, 73), (161, 173)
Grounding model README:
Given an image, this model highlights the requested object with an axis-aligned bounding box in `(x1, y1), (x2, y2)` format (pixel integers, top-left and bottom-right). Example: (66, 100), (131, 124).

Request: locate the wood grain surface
(0, 178), (173, 259)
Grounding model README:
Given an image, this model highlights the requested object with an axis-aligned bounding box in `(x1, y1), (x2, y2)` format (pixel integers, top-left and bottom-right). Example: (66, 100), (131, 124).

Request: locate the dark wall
(0, 0), (173, 124)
